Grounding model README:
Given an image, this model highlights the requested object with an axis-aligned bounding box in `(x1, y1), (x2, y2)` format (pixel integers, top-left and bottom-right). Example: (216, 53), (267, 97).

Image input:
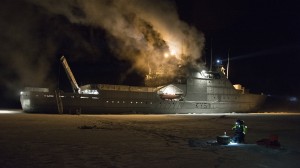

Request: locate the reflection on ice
(228, 142), (239, 146)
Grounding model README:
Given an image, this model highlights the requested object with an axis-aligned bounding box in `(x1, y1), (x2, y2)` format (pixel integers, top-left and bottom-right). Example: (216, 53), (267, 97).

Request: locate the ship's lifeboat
(157, 84), (183, 100)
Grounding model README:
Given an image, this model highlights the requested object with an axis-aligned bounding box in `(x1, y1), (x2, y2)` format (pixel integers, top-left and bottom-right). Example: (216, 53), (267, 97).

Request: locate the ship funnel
(60, 56), (81, 93)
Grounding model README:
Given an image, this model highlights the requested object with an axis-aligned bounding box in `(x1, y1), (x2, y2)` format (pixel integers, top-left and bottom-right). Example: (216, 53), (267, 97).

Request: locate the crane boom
(60, 56), (81, 93)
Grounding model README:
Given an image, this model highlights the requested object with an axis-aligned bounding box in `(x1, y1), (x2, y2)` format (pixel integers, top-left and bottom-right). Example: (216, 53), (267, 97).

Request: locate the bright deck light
(0, 110), (22, 114)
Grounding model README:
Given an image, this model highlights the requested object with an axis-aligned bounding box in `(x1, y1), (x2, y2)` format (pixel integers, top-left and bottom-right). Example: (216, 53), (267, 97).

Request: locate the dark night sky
(1, 0), (300, 108)
(176, 0), (300, 97)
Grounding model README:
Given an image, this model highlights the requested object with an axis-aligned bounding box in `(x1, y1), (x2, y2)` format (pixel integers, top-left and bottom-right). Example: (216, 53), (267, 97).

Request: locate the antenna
(226, 48), (230, 79)
(210, 38), (213, 71)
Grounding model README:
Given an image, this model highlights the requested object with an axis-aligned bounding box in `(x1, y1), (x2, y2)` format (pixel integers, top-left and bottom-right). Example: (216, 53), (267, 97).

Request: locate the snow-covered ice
(0, 111), (299, 168)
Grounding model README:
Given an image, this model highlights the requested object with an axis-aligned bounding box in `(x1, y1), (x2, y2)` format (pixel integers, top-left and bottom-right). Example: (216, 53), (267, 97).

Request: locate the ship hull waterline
(20, 87), (266, 114)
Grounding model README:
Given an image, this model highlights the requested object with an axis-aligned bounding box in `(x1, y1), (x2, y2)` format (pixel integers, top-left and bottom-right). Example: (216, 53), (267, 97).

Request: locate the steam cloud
(0, 1), (55, 101)
(0, 0), (204, 102)
(28, 0), (205, 82)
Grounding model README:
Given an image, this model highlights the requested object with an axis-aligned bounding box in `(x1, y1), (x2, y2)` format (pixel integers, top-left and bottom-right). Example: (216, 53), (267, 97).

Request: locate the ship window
(136, 102), (138, 104)
(123, 101), (125, 103)
(117, 101), (119, 103)
(112, 101), (114, 103)
(130, 101), (133, 104)
(46, 95), (54, 98)
(106, 101), (109, 103)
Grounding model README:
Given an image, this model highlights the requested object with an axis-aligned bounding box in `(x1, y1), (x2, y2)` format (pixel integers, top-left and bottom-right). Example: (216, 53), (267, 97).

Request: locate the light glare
(0, 110), (22, 114)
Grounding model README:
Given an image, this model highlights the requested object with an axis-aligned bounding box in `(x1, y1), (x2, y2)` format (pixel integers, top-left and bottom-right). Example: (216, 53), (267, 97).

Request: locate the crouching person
(232, 119), (247, 143)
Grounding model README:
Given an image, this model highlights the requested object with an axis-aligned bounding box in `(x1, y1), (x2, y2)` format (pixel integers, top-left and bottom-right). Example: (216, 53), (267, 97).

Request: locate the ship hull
(20, 90), (266, 114)
(20, 68), (266, 114)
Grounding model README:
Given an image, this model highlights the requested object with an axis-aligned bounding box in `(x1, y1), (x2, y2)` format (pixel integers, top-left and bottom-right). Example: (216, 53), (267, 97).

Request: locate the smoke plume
(28, 0), (205, 83)
(0, 0), (205, 104)
(0, 1), (55, 103)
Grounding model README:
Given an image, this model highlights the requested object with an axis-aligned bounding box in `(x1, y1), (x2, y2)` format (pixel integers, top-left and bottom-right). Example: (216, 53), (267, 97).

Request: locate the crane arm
(60, 56), (81, 93)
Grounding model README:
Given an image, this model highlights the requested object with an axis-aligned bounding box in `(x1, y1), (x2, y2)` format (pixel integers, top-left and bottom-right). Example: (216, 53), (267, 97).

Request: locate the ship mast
(227, 48), (230, 79)
(60, 56), (81, 93)
(210, 38), (213, 71)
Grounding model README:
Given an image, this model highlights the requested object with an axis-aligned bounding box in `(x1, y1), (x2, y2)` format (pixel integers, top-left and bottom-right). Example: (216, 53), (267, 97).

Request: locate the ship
(20, 56), (266, 114)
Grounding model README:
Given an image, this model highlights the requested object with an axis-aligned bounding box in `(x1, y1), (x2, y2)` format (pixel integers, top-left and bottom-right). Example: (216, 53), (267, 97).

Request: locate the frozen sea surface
(0, 110), (299, 168)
